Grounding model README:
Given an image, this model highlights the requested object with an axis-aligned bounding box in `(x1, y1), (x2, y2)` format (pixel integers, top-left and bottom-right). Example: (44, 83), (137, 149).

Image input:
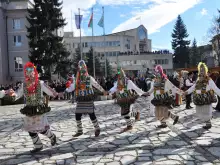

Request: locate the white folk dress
(16, 81), (57, 133)
(186, 79), (220, 121)
(109, 80), (145, 115)
(148, 79), (183, 121)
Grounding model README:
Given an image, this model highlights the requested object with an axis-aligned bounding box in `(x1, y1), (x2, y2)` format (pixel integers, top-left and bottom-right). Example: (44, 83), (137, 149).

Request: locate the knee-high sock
(75, 113), (83, 133)
(206, 120), (211, 126)
(41, 129), (55, 140)
(130, 108), (139, 118)
(168, 111), (177, 120)
(29, 132), (43, 149)
(124, 114), (132, 127)
(89, 113), (100, 130)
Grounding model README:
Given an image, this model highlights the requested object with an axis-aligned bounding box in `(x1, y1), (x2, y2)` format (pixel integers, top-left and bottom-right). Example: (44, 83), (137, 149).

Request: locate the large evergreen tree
(189, 38), (200, 67)
(26, 0), (70, 78)
(171, 15), (190, 68)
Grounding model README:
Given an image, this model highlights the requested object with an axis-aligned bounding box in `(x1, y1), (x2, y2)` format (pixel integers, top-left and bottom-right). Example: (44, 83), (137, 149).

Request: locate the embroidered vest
(24, 81), (42, 106)
(116, 79), (138, 109)
(193, 79), (217, 105)
(151, 80), (174, 106)
(20, 81), (51, 116)
(76, 76), (95, 101)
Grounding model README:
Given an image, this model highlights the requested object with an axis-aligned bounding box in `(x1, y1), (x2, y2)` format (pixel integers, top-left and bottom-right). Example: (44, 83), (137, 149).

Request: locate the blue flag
(98, 14), (104, 28)
(75, 15), (83, 29)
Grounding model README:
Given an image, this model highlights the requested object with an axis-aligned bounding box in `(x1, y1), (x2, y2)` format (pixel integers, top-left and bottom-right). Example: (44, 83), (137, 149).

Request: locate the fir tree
(171, 15), (190, 68)
(189, 38), (200, 67)
(26, 0), (69, 78)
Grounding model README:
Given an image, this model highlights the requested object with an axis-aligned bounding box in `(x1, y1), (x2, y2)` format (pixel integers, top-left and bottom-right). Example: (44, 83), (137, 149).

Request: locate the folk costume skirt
(195, 104), (212, 121)
(76, 101), (95, 114)
(23, 114), (50, 133)
(155, 106), (169, 121)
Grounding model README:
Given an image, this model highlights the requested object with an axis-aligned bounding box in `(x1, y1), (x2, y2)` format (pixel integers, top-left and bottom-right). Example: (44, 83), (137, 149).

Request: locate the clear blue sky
(63, 0), (220, 51)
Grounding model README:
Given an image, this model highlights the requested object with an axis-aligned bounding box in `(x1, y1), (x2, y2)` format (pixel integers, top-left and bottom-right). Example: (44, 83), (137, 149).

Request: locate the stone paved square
(0, 99), (220, 165)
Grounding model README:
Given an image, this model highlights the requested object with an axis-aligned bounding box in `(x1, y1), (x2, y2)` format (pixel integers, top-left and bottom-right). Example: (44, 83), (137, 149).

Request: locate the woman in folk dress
(185, 62), (220, 129)
(146, 65), (183, 128)
(66, 60), (106, 137)
(14, 62), (58, 153)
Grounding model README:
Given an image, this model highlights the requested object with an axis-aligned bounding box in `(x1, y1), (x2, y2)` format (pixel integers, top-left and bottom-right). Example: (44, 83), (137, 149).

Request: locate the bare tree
(208, 9), (220, 65)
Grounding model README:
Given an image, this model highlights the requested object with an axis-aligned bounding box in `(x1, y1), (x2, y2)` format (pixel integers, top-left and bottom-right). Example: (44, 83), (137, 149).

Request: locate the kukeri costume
(109, 68), (146, 132)
(14, 62), (58, 153)
(66, 60), (105, 137)
(147, 65), (182, 128)
(185, 62), (220, 129)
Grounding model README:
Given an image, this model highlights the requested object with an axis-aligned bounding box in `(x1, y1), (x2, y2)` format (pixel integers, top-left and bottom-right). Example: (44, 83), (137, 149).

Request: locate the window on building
(73, 43), (74, 48)
(165, 59), (169, 64)
(14, 57), (23, 72)
(13, 19), (21, 29)
(14, 35), (22, 46)
(109, 41), (113, 47)
(117, 41), (120, 46)
(112, 52), (116, 56)
(109, 52), (113, 56)
(84, 42), (88, 47)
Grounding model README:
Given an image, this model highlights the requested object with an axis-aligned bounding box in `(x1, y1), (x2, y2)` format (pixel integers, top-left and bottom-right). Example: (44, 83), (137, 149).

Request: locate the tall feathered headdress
(154, 65), (167, 79)
(198, 62), (208, 76)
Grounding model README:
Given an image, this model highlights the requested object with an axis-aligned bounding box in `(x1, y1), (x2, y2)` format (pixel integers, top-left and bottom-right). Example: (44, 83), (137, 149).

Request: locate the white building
(64, 25), (173, 75)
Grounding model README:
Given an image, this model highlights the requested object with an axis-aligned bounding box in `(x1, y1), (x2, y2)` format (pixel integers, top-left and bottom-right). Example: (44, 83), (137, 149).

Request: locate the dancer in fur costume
(13, 62), (58, 153)
(146, 65), (183, 128)
(66, 60), (105, 137)
(185, 62), (220, 129)
(109, 68), (147, 132)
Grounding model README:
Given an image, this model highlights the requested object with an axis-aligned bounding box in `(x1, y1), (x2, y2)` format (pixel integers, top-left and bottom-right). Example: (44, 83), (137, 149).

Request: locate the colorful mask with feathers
(154, 65), (167, 81)
(117, 68), (127, 90)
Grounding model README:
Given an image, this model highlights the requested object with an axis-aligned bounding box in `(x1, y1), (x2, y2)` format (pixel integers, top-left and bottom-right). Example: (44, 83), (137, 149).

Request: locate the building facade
(0, 0), (65, 84)
(0, 0), (32, 84)
(64, 25), (173, 75)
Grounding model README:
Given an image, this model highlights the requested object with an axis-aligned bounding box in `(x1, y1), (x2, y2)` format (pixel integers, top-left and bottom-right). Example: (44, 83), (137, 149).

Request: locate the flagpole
(103, 6), (107, 78)
(92, 8), (95, 78)
(79, 8), (82, 60)
(71, 10), (73, 33)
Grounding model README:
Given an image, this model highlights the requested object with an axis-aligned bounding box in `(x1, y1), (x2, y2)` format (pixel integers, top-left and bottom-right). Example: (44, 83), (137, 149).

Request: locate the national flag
(98, 9), (104, 28)
(75, 15), (83, 29)
(88, 12), (93, 28)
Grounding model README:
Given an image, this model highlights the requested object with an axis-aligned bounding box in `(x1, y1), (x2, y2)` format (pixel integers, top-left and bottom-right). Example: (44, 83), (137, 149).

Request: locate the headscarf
(154, 65), (167, 80)
(24, 62), (39, 95)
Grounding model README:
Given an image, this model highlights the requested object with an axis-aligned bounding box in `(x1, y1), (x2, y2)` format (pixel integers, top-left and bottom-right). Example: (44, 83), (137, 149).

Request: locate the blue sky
(63, 0), (219, 51)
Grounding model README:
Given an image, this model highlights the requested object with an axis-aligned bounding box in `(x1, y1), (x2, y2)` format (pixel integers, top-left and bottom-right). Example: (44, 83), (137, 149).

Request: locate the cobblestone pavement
(1, 98), (220, 165)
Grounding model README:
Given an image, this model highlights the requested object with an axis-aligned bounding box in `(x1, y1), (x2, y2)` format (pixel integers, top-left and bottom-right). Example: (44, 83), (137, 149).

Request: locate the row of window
(69, 41), (121, 49)
(110, 59), (169, 65)
(155, 59), (169, 65)
(83, 41), (120, 48)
